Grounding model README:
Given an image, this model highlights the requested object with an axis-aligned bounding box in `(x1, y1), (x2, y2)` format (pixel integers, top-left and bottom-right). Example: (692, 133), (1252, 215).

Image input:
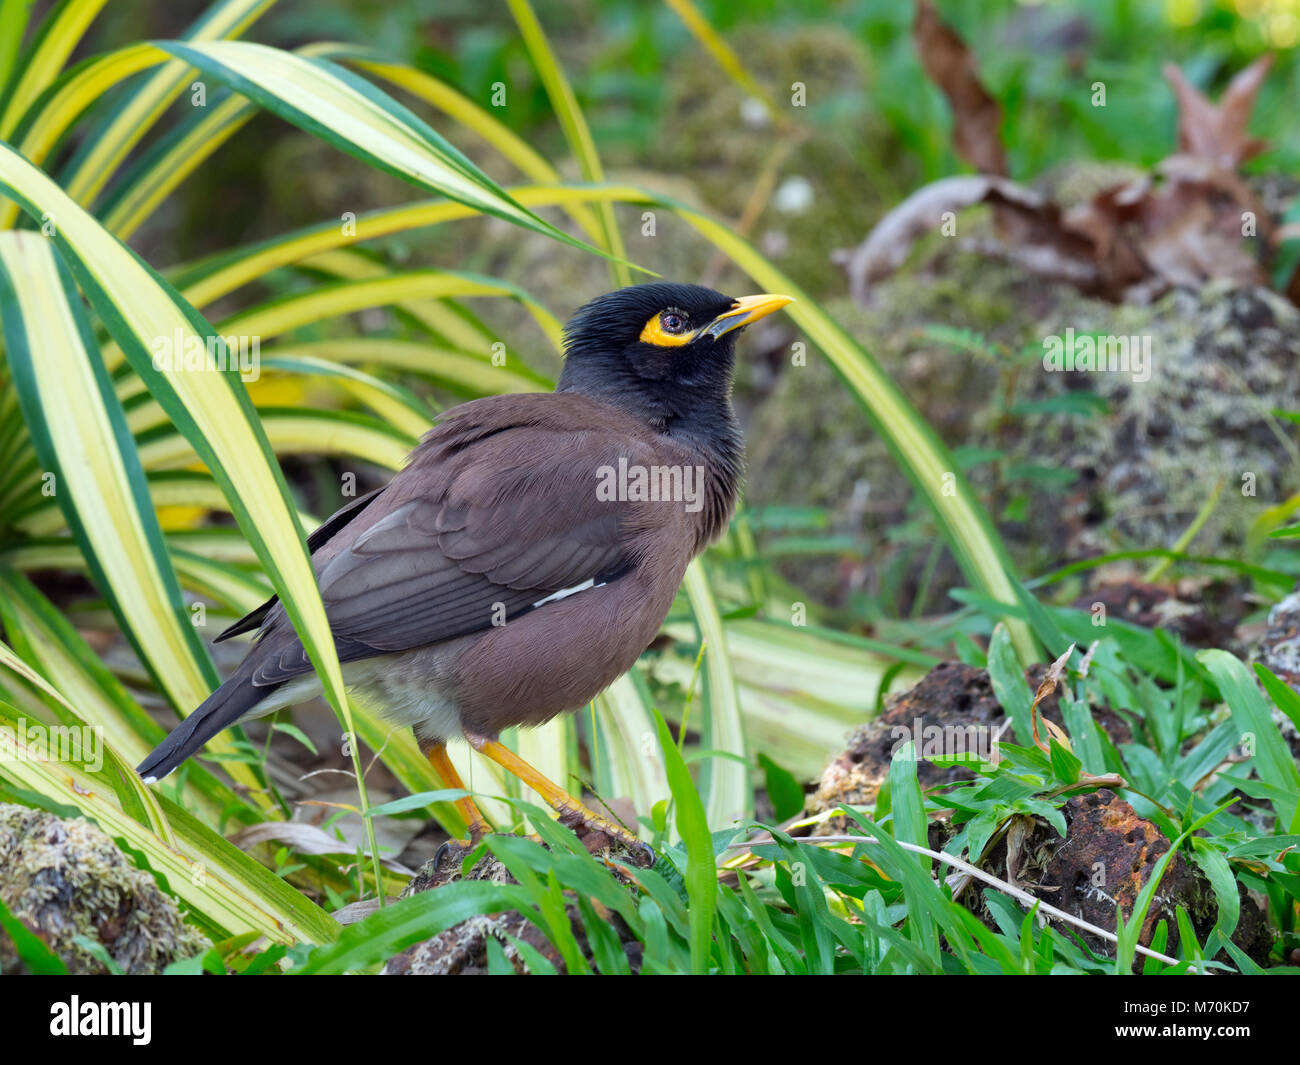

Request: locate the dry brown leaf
(913, 0), (1007, 176)
(229, 821), (414, 874)
(1077, 640), (1100, 678)
(843, 49), (1279, 304)
(1005, 813), (1036, 889)
(1057, 181), (1152, 293)
(1030, 644), (1074, 752)
(841, 174), (1099, 301)
(1042, 716), (1073, 751)
(1164, 55), (1273, 170)
(1038, 644), (1074, 698)
(332, 897), (399, 925)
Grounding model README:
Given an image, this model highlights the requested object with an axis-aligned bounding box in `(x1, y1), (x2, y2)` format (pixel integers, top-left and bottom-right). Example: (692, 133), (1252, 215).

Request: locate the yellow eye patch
(639, 309), (695, 347)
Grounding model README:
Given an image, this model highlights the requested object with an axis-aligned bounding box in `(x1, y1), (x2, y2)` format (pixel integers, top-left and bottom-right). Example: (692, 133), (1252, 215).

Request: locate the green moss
(0, 805), (209, 975)
(744, 233), (1300, 610)
(656, 25), (913, 294)
(1019, 281), (1300, 556)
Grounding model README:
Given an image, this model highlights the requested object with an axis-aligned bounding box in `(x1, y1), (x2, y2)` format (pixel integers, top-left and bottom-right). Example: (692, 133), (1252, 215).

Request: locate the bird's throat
(655, 395), (744, 551)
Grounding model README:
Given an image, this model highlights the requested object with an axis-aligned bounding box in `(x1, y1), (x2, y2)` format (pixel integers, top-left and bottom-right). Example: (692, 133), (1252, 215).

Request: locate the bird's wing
(244, 408), (668, 687)
(214, 485), (387, 643)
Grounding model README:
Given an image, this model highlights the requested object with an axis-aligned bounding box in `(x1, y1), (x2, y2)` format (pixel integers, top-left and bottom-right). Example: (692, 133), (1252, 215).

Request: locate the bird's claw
(555, 807), (653, 865)
(432, 835), (480, 869)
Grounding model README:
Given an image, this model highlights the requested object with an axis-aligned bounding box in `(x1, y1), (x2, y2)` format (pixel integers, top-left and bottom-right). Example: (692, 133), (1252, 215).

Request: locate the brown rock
(982, 789), (1271, 966)
(807, 660), (1131, 832)
(1071, 575), (1246, 650)
(1039, 790), (1202, 953)
(383, 848), (561, 976)
(0, 805), (208, 974)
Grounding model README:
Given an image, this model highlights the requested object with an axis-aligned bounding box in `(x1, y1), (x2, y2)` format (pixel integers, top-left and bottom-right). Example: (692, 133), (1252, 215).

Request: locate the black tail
(136, 672), (278, 782)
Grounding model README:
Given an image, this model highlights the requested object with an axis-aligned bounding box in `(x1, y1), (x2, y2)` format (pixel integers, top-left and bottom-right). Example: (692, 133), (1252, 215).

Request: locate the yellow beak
(703, 293), (795, 339)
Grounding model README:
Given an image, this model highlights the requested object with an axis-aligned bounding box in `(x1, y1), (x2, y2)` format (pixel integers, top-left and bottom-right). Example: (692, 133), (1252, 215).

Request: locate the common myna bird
(137, 282), (793, 850)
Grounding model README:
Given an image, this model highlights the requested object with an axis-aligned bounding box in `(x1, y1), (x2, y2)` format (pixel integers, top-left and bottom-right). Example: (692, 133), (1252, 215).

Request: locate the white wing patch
(532, 577), (604, 608)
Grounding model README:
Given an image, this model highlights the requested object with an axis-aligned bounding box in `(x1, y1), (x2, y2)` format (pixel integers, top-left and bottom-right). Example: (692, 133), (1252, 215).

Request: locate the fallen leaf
(913, 0), (1008, 176)
(1005, 813), (1036, 889)
(331, 897), (400, 925)
(1163, 56), (1273, 170)
(844, 49), (1277, 304)
(1030, 644), (1074, 752)
(229, 821), (414, 874)
(841, 174), (1099, 301)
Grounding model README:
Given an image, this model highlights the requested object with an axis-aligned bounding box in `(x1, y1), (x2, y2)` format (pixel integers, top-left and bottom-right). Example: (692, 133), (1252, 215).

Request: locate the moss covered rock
(745, 232), (1300, 609)
(0, 804), (208, 975)
(656, 24), (911, 294)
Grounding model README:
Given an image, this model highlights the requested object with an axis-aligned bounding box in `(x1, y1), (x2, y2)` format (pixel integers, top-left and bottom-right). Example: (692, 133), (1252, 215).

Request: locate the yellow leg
(464, 731), (643, 852)
(424, 741), (491, 842)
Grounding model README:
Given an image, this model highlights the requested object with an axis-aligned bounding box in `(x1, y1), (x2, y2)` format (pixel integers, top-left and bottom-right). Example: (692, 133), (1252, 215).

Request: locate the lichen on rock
(0, 804), (209, 975)
(746, 236), (1300, 610)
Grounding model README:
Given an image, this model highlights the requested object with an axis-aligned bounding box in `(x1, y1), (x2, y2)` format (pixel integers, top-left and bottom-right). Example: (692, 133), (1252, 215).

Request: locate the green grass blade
(61, 0), (275, 208)
(0, 895), (68, 974)
(663, 0), (788, 128)
(654, 709), (717, 974)
(682, 561), (748, 830)
(589, 673), (670, 836)
(294, 881), (538, 974)
(0, 695), (336, 943)
(0, 568), (252, 825)
(0, 0), (34, 106)
(1200, 649), (1300, 830)
(0, 232), (218, 710)
(0, 0), (110, 138)
(0, 141), (354, 789)
(156, 40), (635, 269)
(505, 0), (630, 287)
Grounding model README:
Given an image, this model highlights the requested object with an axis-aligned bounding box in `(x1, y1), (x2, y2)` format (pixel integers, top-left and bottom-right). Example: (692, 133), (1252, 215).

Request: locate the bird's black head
(557, 282), (792, 439)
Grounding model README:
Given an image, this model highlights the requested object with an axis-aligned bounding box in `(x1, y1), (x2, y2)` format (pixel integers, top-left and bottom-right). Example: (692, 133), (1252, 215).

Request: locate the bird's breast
(448, 554), (685, 736)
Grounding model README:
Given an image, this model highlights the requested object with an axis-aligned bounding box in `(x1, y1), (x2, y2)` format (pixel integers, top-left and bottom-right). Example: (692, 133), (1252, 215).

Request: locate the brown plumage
(138, 283), (792, 847)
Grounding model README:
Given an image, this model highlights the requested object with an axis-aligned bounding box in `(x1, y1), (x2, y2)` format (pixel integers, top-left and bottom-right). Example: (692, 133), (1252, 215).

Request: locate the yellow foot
(462, 731), (652, 864)
(552, 803), (632, 847)
(422, 739), (493, 841)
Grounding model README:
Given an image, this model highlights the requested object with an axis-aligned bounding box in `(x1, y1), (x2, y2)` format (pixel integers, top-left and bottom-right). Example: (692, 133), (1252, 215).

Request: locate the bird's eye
(639, 307), (695, 347)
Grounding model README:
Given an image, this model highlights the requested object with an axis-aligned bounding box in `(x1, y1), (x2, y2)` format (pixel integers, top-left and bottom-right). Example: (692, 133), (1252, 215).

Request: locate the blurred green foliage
(227, 0), (1300, 180)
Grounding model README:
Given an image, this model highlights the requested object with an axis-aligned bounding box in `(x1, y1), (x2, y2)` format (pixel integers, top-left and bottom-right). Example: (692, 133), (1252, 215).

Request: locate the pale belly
(244, 649), (465, 745)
